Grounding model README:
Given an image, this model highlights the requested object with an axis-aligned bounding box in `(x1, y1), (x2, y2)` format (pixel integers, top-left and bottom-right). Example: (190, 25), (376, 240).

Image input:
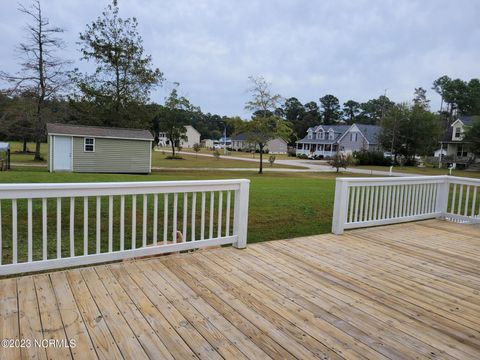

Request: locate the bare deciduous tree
(0, 0), (70, 160)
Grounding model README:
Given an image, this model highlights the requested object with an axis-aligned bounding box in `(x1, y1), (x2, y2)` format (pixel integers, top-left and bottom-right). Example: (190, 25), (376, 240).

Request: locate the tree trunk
(259, 144), (263, 174)
(23, 138), (28, 152)
(171, 140), (176, 158)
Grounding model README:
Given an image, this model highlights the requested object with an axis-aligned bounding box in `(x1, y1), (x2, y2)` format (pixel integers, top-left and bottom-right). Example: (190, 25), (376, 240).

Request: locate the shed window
(84, 138), (95, 152)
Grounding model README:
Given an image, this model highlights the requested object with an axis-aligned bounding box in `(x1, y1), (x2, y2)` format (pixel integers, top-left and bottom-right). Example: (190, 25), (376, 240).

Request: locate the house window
(308, 132), (313, 139)
(328, 130), (334, 140)
(316, 130), (324, 140)
(454, 127), (461, 139)
(350, 133), (358, 142)
(84, 138), (95, 152)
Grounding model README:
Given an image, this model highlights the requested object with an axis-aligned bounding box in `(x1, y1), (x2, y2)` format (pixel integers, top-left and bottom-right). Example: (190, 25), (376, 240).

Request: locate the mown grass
(0, 169), (351, 264)
(178, 147), (293, 160)
(353, 165), (480, 178)
(152, 151), (304, 169)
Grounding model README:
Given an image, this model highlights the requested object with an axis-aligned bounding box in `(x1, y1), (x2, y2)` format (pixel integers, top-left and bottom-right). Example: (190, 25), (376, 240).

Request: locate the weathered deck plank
(0, 219), (479, 359)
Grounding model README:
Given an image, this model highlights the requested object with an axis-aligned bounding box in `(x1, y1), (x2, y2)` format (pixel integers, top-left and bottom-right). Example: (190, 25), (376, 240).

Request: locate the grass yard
(0, 169), (342, 264)
(353, 165), (480, 178)
(177, 147), (293, 160)
(7, 141), (48, 164)
(152, 151), (304, 169)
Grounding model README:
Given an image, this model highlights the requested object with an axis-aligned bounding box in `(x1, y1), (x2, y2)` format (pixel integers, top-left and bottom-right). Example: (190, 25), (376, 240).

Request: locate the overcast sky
(0, 0), (479, 117)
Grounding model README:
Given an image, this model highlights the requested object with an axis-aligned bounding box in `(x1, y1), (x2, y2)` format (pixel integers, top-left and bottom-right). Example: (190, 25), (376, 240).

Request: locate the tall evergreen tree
(72, 0), (163, 127)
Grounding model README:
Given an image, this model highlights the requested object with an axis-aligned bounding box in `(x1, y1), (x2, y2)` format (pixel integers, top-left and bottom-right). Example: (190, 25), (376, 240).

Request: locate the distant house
(296, 123), (381, 157)
(231, 133), (288, 154)
(438, 116), (478, 169)
(201, 139), (214, 149)
(47, 123), (153, 173)
(158, 125), (201, 148)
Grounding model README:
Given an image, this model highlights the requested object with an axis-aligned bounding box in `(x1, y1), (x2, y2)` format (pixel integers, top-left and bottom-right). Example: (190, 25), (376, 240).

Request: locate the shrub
(192, 143), (201, 158)
(213, 150), (220, 160)
(268, 155), (276, 167)
(353, 150), (391, 166)
(328, 153), (354, 172)
(165, 155), (184, 160)
(297, 154), (308, 159)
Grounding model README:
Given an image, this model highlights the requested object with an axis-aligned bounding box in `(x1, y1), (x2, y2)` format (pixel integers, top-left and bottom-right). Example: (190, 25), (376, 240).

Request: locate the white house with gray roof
(47, 123), (154, 173)
(296, 123), (381, 157)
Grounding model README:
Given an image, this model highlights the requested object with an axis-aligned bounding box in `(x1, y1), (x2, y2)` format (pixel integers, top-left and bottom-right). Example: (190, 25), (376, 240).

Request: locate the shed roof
(46, 123), (154, 141)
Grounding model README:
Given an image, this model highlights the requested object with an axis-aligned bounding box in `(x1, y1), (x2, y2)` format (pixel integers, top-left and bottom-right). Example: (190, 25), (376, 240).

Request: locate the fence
(0, 179), (250, 275)
(332, 175), (480, 234)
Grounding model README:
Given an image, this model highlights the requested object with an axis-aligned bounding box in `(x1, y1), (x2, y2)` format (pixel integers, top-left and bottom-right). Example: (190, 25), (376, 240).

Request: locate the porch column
(438, 143), (443, 168)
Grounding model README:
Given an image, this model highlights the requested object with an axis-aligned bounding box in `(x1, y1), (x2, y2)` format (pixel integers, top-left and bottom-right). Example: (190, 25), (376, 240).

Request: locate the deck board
(0, 219), (479, 359)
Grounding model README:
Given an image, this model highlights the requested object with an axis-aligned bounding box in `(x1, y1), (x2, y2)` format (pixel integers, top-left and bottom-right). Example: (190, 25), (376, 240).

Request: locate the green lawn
(353, 165), (480, 178)
(177, 147), (294, 160)
(7, 141), (48, 164)
(152, 151), (304, 169)
(0, 169), (348, 264)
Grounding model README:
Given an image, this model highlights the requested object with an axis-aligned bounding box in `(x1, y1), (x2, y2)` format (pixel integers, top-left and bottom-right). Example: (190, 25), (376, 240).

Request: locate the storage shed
(47, 123), (154, 173)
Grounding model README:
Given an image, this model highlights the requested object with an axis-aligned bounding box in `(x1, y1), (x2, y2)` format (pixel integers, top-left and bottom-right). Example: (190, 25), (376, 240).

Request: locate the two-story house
(158, 125), (201, 148)
(438, 116), (477, 169)
(296, 123), (381, 158)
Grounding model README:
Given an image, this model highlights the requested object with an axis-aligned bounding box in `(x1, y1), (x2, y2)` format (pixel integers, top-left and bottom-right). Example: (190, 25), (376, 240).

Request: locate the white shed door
(53, 136), (72, 171)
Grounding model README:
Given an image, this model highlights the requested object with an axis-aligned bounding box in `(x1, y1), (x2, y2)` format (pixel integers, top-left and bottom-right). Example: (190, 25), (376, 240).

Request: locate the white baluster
(163, 194), (168, 245)
(70, 197), (75, 257)
(96, 196), (101, 254)
(191, 192), (197, 241)
(183, 193), (188, 242)
(153, 194), (158, 246)
(109, 195), (113, 252)
(57, 198), (62, 258)
(27, 199), (32, 262)
(142, 194), (147, 247)
(173, 193), (178, 243)
(132, 195), (136, 249)
(12, 199), (17, 264)
(83, 197), (88, 256)
(120, 195), (125, 250)
(226, 191), (231, 236)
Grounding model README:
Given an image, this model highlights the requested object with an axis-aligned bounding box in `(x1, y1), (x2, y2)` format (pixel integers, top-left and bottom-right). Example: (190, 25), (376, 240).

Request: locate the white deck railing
(0, 179), (250, 275)
(332, 175), (480, 234)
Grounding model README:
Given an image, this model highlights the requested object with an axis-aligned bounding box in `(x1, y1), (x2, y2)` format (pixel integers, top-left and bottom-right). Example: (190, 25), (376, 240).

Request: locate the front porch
(296, 143), (338, 157)
(1, 219), (479, 359)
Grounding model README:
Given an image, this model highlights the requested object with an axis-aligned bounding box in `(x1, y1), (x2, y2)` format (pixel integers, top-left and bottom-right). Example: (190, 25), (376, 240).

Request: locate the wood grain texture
(0, 219), (479, 359)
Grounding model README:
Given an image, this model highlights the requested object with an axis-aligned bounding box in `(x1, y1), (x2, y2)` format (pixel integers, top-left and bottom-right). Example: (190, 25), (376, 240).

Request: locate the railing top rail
(0, 179), (250, 200)
(336, 175), (480, 185)
(336, 175), (448, 183)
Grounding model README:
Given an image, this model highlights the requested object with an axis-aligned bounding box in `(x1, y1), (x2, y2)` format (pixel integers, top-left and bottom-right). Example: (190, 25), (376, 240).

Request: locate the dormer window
(328, 130), (334, 140)
(454, 127), (461, 139)
(308, 131), (313, 139)
(316, 130), (324, 140)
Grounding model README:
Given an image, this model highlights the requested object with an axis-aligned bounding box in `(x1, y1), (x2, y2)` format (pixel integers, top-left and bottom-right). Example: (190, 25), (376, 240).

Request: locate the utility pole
(380, 89), (387, 122)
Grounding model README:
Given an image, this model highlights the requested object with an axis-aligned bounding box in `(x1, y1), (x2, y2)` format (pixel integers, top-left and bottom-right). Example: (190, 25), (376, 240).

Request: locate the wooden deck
(1, 220), (479, 359)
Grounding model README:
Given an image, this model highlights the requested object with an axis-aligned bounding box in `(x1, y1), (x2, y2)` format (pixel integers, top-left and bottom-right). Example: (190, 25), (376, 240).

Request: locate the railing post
(435, 176), (449, 219)
(332, 178), (349, 234)
(233, 180), (250, 249)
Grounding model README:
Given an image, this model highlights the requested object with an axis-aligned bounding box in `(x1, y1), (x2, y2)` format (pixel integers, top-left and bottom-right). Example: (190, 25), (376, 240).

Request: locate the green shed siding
(72, 137), (151, 173)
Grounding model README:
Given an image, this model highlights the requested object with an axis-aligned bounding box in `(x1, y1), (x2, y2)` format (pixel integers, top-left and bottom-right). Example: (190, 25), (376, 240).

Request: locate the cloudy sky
(0, 0), (479, 117)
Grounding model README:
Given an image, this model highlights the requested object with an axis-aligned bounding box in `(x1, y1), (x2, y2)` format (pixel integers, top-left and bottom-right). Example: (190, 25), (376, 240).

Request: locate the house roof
(298, 124), (380, 144)
(46, 123), (154, 141)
